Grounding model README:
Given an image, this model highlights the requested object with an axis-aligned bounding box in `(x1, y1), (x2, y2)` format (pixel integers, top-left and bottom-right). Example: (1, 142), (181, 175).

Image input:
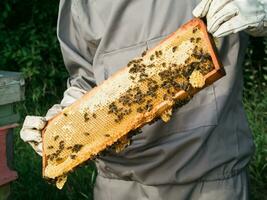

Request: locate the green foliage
(244, 90), (267, 200)
(0, 0), (266, 199)
(10, 133), (96, 200)
(243, 37), (267, 95)
(0, 0), (68, 115)
(243, 37), (267, 200)
(0, 0), (96, 199)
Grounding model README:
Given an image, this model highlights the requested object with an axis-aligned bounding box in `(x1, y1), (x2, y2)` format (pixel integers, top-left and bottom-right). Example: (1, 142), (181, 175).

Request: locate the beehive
(42, 18), (225, 188)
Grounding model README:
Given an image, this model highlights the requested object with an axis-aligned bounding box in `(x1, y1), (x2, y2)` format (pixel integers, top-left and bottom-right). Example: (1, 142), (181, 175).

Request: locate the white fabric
(45, 104), (62, 121)
(22, 116), (46, 130)
(20, 86), (86, 156)
(20, 116), (46, 144)
(29, 142), (43, 156)
(60, 86), (86, 107)
(193, 0), (267, 37)
(20, 127), (43, 143)
(20, 116), (46, 156)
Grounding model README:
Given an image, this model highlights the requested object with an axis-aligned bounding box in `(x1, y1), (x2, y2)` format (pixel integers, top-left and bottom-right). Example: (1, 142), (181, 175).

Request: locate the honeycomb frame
(42, 18), (225, 188)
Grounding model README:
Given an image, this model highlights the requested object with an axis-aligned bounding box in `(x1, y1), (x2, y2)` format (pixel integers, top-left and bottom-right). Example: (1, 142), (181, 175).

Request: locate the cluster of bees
(46, 136), (84, 162)
(107, 35), (214, 125)
(102, 128), (143, 155)
(45, 109), (99, 162)
(108, 101), (132, 123)
(150, 50), (163, 61)
(107, 77), (160, 122)
(82, 112), (97, 123)
(187, 46), (213, 74)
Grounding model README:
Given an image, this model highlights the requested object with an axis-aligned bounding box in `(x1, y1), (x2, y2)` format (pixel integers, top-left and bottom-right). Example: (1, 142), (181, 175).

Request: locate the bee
(136, 58), (143, 63)
(55, 150), (60, 154)
(139, 73), (148, 80)
(196, 37), (201, 43)
(185, 58), (190, 64)
(90, 155), (98, 160)
(63, 113), (68, 117)
(150, 55), (155, 61)
(172, 46), (177, 53)
(72, 144), (83, 153)
(163, 94), (168, 100)
(145, 103), (153, 111)
(59, 143), (64, 150)
(108, 102), (118, 114)
(125, 108), (132, 115)
(135, 129), (142, 134)
(48, 146), (54, 149)
(141, 50), (147, 57)
(190, 37), (195, 43)
(56, 157), (63, 162)
(202, 53), (211, 60)
(127, 61), (133, 67)
(92, 113), (97, 118)
(83, 132), (90, 136)
(105, 134), (110, 137)
(117, 114), (123, 121)
(83, 113), (90, 122)
(48, 155), (54, 161)
(54, 135), (59, 141)
(147, 64), (155, 68)
(155, 51), (160, 58)
(137, 107), (144, 113)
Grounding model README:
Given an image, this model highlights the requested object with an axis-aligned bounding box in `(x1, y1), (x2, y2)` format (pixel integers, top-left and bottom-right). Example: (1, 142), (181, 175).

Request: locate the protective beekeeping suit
(21, 0), (267, 199)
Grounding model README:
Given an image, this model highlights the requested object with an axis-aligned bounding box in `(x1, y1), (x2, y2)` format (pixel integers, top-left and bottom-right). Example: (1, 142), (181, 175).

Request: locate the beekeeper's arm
(193, 0), (267, 37)
(20, 0), (97, 156)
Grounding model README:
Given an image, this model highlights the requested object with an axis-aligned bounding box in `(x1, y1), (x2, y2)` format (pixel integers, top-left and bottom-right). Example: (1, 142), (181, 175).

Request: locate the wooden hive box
(0, 71), (24, 196)
(0, 71), (25, 126)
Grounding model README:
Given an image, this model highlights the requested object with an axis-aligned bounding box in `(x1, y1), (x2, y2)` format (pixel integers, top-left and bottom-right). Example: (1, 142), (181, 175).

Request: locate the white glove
(20, 86), (86, 156)
(193, 0), (267, 37)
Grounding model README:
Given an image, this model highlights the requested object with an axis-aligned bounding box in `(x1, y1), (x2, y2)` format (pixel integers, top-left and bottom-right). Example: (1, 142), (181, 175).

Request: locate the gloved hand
(20, 86), (86, 156)
(193, 0), (267, 37)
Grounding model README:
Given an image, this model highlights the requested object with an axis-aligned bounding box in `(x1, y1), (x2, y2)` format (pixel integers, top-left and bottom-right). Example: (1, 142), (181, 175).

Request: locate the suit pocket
(168, 85), (218, 133)
(102, 42), (147, 78)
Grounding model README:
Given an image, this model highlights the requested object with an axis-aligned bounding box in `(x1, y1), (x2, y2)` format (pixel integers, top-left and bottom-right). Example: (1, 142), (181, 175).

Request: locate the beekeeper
(20, 0), (267, 199)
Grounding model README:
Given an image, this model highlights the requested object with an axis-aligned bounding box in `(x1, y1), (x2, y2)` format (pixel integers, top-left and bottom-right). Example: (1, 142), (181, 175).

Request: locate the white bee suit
(22, 0), (267, 199)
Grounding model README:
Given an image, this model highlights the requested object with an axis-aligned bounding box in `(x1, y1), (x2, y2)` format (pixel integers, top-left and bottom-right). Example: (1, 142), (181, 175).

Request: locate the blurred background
(0, 0), (266, 199)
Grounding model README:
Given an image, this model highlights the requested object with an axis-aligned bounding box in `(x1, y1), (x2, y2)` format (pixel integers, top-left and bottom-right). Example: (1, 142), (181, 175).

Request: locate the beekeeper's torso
(57, 0), (254, 185)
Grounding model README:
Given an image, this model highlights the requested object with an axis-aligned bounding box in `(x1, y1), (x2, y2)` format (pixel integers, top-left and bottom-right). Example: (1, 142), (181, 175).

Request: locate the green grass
(9, 130), (97, 200)
(244, 91), (267, 200)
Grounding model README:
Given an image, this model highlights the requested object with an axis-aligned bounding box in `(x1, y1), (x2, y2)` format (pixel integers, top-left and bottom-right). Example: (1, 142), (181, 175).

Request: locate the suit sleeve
(57, 0), (97, 91)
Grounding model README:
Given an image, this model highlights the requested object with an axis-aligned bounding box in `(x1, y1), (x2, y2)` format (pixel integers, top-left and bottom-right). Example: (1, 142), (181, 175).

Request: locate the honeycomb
(42, 18), (225, 189)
